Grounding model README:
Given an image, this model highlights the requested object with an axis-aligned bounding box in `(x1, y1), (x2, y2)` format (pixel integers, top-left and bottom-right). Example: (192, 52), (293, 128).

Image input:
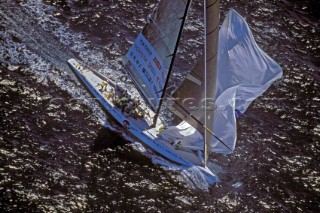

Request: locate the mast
(166, 0), (220, 165)
(152, 0), (192, 127)
(204, 0), (220, 165)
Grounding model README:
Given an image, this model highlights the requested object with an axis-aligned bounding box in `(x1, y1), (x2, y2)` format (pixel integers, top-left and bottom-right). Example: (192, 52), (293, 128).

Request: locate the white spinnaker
(211, 9), (283, 153)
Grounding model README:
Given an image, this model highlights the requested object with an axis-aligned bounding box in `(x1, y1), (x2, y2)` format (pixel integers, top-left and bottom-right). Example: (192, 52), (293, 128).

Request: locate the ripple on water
(1, 0), (320, 212)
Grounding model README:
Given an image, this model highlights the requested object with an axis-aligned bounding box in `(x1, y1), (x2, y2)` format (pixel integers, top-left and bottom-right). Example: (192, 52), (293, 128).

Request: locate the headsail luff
(123, 0), (192, 112)
(168, 0), (220, 165)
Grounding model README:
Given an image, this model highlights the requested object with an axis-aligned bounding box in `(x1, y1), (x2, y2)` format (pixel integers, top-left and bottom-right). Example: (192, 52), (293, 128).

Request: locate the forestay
(123, 0), (191, 111)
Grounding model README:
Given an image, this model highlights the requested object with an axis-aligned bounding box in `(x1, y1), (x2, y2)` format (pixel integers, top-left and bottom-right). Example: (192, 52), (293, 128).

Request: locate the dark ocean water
(1, 0), (319, 212)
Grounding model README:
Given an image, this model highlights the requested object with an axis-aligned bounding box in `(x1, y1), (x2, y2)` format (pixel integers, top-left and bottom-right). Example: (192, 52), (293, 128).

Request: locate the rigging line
(173, 100), (233, 151)
(151, 0), (193, 127)
(206, 52), (217, 63)
(206, 0), (219, 8)
(206, 24), (219, 36)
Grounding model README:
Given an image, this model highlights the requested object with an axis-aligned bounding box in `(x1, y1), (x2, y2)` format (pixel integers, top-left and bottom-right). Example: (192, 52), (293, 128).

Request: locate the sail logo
(142, 67), (152, 83)
(129, 52), (141, 69)
(147, 62), (156, 76)
(153, 57), (162, 71)
(128, 45), (154, 85)
(124, 33), (168, 110)
(134, 44), (148, 63)
(139, 38), (152, 56)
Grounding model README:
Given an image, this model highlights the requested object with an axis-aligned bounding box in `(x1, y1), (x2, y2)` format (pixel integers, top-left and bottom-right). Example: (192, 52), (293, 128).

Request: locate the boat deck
(67, 58), (205, 167)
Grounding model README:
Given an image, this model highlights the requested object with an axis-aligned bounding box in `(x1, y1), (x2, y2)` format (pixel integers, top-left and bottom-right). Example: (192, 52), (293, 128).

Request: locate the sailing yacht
(67, 0), (282, 185)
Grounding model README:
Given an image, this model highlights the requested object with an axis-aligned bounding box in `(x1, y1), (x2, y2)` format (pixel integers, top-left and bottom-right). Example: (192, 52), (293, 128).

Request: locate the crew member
(100, 81), (107, 91)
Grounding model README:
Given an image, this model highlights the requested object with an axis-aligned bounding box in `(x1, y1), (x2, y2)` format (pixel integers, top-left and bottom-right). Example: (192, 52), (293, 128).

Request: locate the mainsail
(168, 0), (220, 165)
(123, 0), (192, 112)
